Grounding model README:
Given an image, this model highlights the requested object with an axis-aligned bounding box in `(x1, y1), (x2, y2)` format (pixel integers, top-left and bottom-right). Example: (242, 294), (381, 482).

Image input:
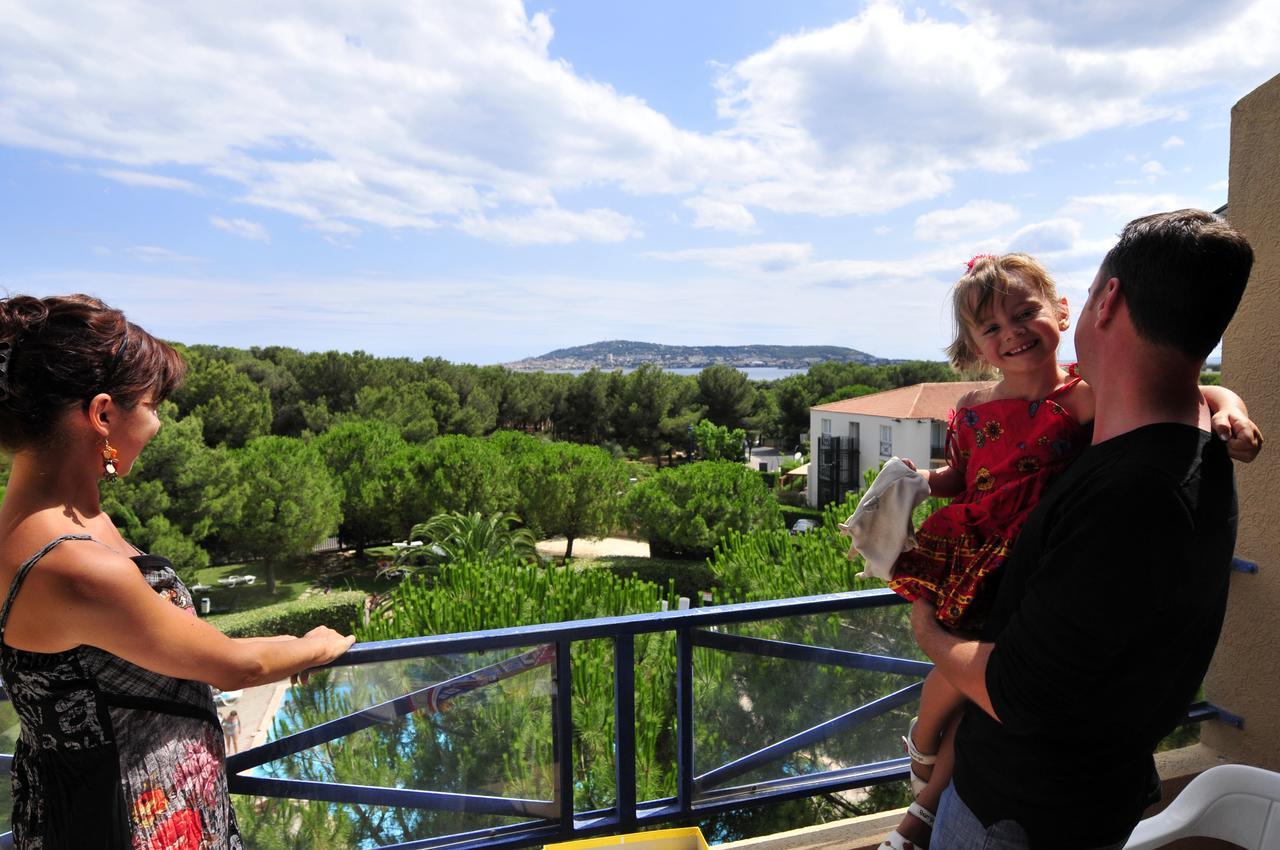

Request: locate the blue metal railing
(0, 586), (1239, 850)
(226, 588), (919, 850)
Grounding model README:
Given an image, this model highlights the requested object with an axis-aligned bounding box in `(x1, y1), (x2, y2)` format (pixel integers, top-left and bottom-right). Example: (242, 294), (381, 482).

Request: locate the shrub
(624, 461), (783, 559)
(591, 555), (719, 602)
(207, 591), (366, 638)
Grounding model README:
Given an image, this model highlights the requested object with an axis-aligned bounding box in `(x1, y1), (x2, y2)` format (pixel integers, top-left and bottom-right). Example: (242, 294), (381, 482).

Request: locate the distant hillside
(506, 340), (885, 371)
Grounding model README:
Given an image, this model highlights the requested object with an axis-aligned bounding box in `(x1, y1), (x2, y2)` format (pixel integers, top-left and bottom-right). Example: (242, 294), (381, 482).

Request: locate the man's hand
(910, 598), (940, 642)
(1211, 408), (1264, 463)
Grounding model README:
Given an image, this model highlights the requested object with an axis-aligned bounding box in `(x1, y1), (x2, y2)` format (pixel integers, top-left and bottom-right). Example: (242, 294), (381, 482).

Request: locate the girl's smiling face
(967, 272), (1070, 375)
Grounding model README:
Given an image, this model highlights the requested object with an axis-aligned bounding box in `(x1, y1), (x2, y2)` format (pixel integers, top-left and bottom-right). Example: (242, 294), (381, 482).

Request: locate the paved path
(218, 679), (291, 755)
(536, 536), (650, 559)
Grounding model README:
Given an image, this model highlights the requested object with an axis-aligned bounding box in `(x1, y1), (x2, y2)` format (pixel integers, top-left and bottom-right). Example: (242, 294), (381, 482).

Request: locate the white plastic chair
(1125, 764), (1280, 849)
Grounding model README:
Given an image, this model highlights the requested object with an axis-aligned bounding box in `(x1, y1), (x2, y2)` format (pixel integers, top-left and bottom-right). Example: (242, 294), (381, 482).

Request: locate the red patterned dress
(889, 376), (1089, 631)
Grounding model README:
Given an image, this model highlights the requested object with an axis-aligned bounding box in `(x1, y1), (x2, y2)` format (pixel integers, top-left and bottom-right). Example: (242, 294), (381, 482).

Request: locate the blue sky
(1, 0), (1277, 364)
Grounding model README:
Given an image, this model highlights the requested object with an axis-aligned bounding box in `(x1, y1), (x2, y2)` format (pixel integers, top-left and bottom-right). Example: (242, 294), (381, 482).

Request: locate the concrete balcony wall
(1205, 71), (1280, 771)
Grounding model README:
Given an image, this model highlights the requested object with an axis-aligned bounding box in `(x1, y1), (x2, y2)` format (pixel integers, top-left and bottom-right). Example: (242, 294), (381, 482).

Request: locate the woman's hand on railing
(290, 626), (356, 685)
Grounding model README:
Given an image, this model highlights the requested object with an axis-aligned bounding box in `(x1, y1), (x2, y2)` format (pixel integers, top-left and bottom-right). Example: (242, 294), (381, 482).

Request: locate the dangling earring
(102, 439), (119, 481)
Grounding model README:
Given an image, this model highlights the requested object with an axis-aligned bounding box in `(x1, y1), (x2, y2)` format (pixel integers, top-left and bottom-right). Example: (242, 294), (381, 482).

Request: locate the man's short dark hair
(1100, 209), (1253, 361)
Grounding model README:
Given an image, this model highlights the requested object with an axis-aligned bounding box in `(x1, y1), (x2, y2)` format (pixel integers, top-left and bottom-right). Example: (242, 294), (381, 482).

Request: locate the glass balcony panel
(691, 608), (921, 804)
(570, 637), (618, 813)
(253, 645), (557, 847)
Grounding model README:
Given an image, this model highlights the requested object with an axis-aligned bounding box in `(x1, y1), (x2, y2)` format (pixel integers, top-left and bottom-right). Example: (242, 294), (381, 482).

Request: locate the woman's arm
(1202, 384), (1264, 462)
(50, 547), (355, 690)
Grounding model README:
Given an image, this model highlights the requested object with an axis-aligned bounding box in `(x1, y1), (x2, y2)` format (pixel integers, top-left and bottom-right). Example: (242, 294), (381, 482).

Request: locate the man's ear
(1093, 277), (1122, 327)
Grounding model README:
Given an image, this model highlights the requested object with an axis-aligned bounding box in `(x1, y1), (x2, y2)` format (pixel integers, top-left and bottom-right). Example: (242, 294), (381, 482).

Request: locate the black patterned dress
(0, 535), (242, 849)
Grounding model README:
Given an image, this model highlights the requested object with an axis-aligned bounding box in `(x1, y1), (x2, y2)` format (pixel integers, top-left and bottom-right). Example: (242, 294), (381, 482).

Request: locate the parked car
(789, 518), (818, 535)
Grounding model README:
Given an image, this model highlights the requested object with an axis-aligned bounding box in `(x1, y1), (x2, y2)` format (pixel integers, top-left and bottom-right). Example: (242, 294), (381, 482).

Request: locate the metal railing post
(553, 640), (575, 835)
(614, 634), (637, 830)
(676, 627), (695, 813)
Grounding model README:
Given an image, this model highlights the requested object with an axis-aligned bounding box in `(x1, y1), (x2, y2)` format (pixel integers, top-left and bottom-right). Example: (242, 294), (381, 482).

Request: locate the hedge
(206, 591), (367, 638)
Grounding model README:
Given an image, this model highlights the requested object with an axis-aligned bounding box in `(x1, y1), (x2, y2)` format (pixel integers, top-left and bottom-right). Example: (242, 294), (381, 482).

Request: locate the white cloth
(837, 457), (931, 581)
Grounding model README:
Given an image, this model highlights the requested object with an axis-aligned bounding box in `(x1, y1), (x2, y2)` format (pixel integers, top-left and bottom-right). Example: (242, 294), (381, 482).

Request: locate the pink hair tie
(965, 254), (996, 273)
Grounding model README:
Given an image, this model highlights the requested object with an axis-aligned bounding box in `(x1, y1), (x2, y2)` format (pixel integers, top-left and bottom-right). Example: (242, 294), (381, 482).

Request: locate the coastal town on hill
(505, 340), (888, 371)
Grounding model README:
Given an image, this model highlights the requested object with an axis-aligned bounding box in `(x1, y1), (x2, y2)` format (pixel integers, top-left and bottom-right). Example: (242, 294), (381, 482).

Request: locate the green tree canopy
(233, 436), (342, 593)
(697, 364), (756, 430)
(172, 356), (273, 448)
(392, 435), (517, 535)
(313, 420), (410, 554)
(693, 419), (747, 463)
(624, 460), (781, 557)
(353, 379), (460, 443)
(510, 441), (627, 559)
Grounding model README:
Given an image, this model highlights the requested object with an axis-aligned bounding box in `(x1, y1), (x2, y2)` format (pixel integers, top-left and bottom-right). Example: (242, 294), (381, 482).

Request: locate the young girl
(879, 254), (1262, 849)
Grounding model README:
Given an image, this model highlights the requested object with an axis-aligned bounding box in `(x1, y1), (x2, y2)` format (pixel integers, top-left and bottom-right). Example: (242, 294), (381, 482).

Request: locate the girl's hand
(1212, 409), (1264, 463)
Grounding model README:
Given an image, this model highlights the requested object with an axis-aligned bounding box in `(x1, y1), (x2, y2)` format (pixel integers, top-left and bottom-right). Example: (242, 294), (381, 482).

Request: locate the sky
(1, 0), (1277, 365)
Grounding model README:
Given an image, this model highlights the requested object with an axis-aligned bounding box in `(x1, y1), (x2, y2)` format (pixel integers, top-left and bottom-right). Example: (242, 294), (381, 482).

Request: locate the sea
(536, 366), (807, 381)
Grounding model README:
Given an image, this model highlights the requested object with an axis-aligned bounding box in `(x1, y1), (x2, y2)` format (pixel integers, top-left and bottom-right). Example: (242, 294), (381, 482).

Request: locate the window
(879, 424), (892, 457)
(931, 421), (946, 458)
(848, 421), (860, 450)
(821, 418), (832, 435)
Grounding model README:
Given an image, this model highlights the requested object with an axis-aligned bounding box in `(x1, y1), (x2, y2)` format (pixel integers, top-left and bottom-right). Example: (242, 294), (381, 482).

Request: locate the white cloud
(648, 242), (812, 274)
(97, 169), (202, 194)
(1, 0), (1276, 239)
(706, 1), (1280, 217)
(211, 215), (270, 243)
(1059, 193), (1202, 232)
(1162, 135), (1186, 149)
(0, 0), (726, 244)
(1004, 218), (1082, 254)
(950, 0), (1258, 47)
(1141, 160), (1168, 178)
(458, 207), (638, 245)
(873, 225), (892, 236)
(914, 200), (1019, 242)
(128, 245), (204, 264)
(683, 197), (756, 232)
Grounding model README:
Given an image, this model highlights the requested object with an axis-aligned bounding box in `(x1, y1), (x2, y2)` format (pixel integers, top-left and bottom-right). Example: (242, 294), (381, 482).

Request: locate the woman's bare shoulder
(0, 520), (133, 589)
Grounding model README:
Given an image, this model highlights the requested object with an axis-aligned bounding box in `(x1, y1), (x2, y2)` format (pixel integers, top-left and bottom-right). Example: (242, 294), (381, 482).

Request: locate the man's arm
(911, 599), (998, 721)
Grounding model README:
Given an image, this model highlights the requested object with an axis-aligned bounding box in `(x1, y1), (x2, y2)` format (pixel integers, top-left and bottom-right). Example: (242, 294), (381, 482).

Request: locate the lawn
(191, 552), (391, 614)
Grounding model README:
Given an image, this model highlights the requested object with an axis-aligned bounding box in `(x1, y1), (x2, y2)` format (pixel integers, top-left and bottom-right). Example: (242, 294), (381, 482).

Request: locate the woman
(0, 294), (355, 849)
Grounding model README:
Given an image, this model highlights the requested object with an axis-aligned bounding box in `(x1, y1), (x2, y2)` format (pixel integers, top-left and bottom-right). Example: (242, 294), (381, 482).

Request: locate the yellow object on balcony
(544, 826), (710, 850)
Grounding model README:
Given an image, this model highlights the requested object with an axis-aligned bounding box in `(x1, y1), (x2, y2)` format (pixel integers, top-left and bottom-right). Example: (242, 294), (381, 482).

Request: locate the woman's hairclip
(965, 254), (997, 273)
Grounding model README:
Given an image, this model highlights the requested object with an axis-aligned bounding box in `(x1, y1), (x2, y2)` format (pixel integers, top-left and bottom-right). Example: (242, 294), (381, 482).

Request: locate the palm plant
(390, 511), (538, 573)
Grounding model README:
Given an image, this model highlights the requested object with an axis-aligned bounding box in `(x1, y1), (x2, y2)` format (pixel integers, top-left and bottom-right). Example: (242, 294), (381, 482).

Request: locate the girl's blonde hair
(945, 253), (1060, 376)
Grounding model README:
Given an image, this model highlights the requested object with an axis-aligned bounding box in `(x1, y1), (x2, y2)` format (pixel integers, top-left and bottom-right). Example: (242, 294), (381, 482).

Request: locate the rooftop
(811, 382), (991, 420)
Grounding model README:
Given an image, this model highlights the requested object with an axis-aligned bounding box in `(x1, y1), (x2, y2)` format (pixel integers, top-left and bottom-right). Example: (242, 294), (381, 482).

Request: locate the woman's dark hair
(0, 294), (187, 450)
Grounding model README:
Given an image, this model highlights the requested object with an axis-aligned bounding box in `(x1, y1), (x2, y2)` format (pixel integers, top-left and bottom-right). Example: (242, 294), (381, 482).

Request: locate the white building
(808, 381), (990, 506)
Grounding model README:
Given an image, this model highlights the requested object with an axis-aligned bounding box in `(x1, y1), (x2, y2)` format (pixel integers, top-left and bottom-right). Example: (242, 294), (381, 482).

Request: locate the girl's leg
(909, 669), (966, 786)
(891, 672), (967, 847)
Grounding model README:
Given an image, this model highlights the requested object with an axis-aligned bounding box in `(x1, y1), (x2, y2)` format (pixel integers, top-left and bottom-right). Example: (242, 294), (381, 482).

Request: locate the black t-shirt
(952, 424), (1236, 849)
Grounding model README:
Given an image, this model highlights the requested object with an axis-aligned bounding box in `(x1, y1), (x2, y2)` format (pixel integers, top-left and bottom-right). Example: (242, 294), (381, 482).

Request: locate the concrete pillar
(1202, 72), (1280, 770)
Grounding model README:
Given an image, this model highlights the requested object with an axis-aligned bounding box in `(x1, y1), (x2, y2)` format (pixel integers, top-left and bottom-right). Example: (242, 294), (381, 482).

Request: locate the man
(913, 209), (1256, 849)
